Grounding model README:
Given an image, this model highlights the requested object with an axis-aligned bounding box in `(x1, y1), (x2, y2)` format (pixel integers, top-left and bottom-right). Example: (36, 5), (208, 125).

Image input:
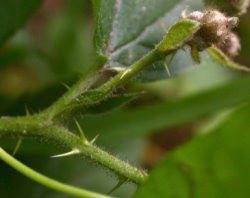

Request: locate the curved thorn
(168, 50), (177, 66)
(51, 148), (80, 158)
(60, 82), (71, 91)
(107, 177), (127, 194)
(90, 135), (99, 145)
(106, 66), (126, 73)
(12, 138), (23, 156)
(74, 119), (88, 144)
(163, 61), (171, 77)
(120, 69), (131, 80)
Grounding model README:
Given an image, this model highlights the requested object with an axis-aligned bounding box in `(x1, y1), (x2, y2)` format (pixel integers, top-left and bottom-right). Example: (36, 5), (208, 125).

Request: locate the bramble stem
(45, 48), (162, 122)
(0, 20), (200, 196)
(100, 49), (161, 91)
(43, 20), (200, 122)
(84, 143), (147, 184)
(0, 116), (147, 184)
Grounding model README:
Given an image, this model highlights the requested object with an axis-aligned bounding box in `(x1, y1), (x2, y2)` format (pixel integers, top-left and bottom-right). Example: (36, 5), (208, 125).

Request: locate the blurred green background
(0, 0), (250, 197)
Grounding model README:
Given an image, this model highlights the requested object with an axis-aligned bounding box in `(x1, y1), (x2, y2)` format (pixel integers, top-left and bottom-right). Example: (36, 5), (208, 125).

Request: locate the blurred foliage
(0, 0), (95, 116)
(135, 103), (250, 198)
(0, 0), (250, 197)
(0, 0), (42, 45)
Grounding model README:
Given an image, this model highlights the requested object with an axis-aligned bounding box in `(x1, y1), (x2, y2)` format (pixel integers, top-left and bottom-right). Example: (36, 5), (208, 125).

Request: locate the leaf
(207, 47), (250, 72)
(0, 0), (42, 46)
(134, 103), (250, 198)
(93, 0), (203, 81)
(93, 0), (116, 57)
(157, 20), (200, 53)
(80, 75), (250, 146)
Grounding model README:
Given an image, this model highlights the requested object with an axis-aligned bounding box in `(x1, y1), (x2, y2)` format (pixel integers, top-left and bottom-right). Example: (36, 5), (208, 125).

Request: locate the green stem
(46, 48), (162, 121)
(43, 71), (101, 122)
(0, 147), (110, 198)
(0, 20), (199, 195)
(42, 20), (200, 122)
(0, 117), (147, 184)
(100, 49), (161, 91)
(84, 143), (147, 184)
(0, 45), (162, 186)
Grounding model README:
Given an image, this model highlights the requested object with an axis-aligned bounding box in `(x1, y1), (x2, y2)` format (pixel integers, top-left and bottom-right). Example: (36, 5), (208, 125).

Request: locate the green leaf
(81, 76), (250, 146)
(93, 0), (203, 81)
(157, 20), (200, 53)
(0, 0), (42, 46)
(207, 47), (250, 72)
(134, 103), (250, 198)
(93, 0), (116, 57)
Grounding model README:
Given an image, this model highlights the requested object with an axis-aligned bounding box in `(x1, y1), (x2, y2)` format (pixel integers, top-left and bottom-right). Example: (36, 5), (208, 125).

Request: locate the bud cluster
(182, 10), (241, 57)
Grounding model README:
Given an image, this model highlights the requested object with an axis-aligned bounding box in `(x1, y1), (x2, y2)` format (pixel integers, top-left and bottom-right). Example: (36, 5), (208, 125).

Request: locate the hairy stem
(43, 71), (102, 122)
(45, 48), (162, 122)
(0, 20), (200, 193)
(43, 20), (200, 122)
(0, 116), (147, 184)
(84, 143), (147, 184)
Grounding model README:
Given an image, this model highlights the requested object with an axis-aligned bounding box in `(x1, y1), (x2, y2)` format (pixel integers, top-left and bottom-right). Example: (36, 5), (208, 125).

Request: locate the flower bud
(183, 10), (239, 51)
(216, 32), (241, 57)
(201, 10), (238, 44)
(181, 11), (204, 21)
